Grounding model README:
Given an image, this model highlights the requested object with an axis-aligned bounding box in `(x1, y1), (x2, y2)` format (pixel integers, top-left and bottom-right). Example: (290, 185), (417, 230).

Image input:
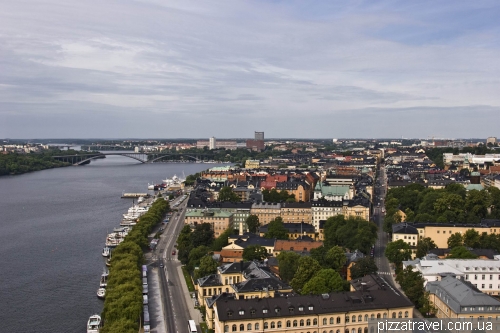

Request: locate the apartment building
(311, 201), (344, 232)
(184, 209), (234, 237)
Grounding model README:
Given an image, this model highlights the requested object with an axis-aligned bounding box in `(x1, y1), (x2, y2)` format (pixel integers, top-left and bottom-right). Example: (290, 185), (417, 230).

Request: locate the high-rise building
(487, 137), (497, 145)
(209, 137), (216, 150)
(255, 131), (264, 141)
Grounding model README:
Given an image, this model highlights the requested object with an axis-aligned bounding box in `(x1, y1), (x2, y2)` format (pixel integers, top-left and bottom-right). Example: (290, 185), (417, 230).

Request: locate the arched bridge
(52, 152), (207, 165)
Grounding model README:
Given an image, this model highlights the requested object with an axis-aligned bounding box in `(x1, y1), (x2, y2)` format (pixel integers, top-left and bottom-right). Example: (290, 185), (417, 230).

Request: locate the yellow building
(280, 202), (312, 224)
(245, 160), (260, 169)
(213, 275), (414, 333)
(426, 275), (500, 319)
(342, 201), (370, 221)
(251, 202), (282, 226)
(184, 209), (234, 238)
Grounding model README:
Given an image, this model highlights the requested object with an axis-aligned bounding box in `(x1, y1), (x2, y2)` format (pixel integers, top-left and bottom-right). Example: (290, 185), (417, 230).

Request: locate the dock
(121, 193), (149, 198)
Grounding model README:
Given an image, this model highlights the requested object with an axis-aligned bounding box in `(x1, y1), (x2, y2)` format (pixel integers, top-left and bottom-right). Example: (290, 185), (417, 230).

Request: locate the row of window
(228, 311), (409, 322)
(465, 274), (500, 281)
(225, 325), (380, 333)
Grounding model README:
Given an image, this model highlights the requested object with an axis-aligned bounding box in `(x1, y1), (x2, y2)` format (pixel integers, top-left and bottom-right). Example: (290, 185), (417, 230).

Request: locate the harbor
(0, 155), (228, 332)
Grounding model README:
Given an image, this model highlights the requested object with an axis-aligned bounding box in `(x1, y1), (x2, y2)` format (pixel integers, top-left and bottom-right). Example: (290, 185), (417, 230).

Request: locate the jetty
(121, 193), (149, 198)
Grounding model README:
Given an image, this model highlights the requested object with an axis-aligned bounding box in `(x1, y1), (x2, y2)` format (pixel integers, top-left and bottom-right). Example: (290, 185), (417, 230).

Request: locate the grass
(181, 266), (195, 292)
(200, 323), (213, 333)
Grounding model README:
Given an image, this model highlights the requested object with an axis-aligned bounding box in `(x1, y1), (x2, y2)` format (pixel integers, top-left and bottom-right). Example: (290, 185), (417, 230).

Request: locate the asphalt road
(373, 165), (393, 278)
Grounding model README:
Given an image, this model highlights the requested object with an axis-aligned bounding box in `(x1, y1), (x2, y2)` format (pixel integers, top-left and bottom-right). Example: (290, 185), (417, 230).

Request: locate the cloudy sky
(1, 0), (499, 139)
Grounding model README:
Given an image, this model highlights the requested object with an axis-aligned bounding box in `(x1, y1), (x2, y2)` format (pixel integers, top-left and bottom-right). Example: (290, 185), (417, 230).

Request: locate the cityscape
(1, 1), (500, 333)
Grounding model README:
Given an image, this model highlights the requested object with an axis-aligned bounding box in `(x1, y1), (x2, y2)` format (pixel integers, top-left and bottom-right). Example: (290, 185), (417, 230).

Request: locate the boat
(102, 247), (110, 257)
(97, 288), (106, 299)
(100, 271), (108, 288)
(87, 314), (101, 333)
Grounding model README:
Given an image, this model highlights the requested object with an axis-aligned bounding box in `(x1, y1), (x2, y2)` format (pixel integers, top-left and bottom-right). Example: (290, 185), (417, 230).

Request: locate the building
(426, 275), (500, 319)
(255, 132), (265, 141)
(245, 160), (261, 169)
(273, 238), (323, 256)
(311, 201), (344, 232)
(392, 221), (500, 249)
(207, 202), (253, 234)
(276, 180), (311, 202)
(184, 209), (234, 237)
(313, 183), (352, 201)
(259, 222), (316, 240)
(251, 203), (282, 226)
(246, 131), (265, 151)
(403, 255), (500, 295)
(486, 137), (497, 145)
(212, 274), (414, 333)
(221, 234), (276, 261)
(197, 140), (238, 150)
(210, 137), (217, 150)
(280, 202), (312, 224)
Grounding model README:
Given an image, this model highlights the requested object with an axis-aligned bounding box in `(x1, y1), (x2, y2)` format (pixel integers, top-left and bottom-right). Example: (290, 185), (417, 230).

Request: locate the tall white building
(209, 137), (216, 150)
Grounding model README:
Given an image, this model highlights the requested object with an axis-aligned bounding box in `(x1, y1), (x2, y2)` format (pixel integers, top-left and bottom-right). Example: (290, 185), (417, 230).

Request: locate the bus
(188, 320), (197, 333)
(143, 310), (150, 333)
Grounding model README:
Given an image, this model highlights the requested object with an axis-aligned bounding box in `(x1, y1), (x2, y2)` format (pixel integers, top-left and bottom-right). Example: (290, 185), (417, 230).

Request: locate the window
(240, 324), (244, 331)
(275, 307), (280, 314)
(239, 310), (244, 315)
(264, 323), (268, 329)
(482, 284), (485, 288)
(392, 312), (396, 318)
(371, 314), (375, 319)
(232, 325), (237, 332)
(323, 318), (327, 325)
(271, 322), (275, 329)
(250, 309), (255, 315)
(313, 319), (318, 325)
(247, 324), (252, 331)
(309, 306), (314, 311)
(286, 321), (291, 328)
(337, 317), (341, 324)
(383, 313), (387, 319)
(307, 319), (311, 326)
(365, 314), (368, 322)
(224, 325), (229, 332)
(293, 320), (297, 327)
(475, 275), (478, 280)
(404, 311), (409, 318)
(491, 275), (494, 280)
(278, 321), (282, 328)
(358, 329), (362, 333)
(483, 275), (486, 280)
(300, 319), (304, 326)
(345, 316), (349, 323)
(352, 315), (356, 323)
(377, 314), (381, 319)
(358, 315), (362, 322)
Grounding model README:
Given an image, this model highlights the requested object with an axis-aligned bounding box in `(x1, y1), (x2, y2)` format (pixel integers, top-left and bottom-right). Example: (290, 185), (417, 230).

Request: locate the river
(0, 153), (227, 332)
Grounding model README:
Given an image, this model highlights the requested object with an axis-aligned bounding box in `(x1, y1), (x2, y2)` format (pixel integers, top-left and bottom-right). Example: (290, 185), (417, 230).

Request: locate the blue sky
(0, 0), (499, 139)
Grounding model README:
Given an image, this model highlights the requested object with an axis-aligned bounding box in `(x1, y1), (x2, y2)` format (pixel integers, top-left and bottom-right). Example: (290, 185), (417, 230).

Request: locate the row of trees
(101, 198), (169, 333)
(384, 183), (500, 231)
(262, 189), (296, 203)
(396, 267), (436, 317)
(323, 215), (378, 254)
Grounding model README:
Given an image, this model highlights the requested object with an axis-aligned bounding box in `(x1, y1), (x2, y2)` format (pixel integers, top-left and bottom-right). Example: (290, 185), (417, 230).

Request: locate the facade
(426, 275), (500, 319)
(255, 132), (265, 141)
(251, 203), (282, 226)
(310, 202), (345, 233)
(245, 160), (261, 169)
(276, 181), (311, 202)
(342, 201), (370, 221)
(313, 183), (352, 201)
(273, 238), (323, 256)
(184, 209), (234, 237)
(403, 256), (500, 296)
(280, 202), (312, 224)
(259, 222), (316, 240)
(207, 202), (253, 233)
(213, 275), (414, 333)
(210, 137), (217, 150)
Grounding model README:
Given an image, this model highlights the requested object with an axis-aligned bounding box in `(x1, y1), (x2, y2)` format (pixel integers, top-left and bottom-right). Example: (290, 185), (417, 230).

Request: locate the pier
(121, 193), (149, 198)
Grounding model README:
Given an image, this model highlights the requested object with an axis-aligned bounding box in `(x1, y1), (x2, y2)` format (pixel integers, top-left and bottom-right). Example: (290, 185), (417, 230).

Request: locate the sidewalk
(175, 262), (203, 325)
(387, 265), (424, 319)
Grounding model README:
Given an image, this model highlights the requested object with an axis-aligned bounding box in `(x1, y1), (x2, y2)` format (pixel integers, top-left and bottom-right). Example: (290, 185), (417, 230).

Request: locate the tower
(209, 137), (216, 150)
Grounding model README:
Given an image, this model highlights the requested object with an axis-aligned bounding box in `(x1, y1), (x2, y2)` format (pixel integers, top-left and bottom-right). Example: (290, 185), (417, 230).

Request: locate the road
(154, 193), (200, 333)
(373, 164), (393, 278)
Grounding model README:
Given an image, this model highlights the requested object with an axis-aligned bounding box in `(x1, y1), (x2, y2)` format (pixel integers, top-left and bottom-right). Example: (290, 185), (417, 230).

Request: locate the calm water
(0, 154), (224, 332)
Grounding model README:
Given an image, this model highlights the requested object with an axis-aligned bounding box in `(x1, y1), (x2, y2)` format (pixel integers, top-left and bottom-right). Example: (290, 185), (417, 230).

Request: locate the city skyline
(1, 1), (499, 138)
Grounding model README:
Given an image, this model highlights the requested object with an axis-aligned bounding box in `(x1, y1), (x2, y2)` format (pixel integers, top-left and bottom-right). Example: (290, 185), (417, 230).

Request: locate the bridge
(52, 152), (211, 165)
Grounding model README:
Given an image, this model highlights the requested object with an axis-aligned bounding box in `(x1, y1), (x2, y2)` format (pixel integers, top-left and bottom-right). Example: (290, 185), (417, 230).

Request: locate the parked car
(172, 250), (176, 255)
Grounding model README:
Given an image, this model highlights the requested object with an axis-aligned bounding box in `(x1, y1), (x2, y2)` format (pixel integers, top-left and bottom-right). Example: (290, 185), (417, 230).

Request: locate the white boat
(102, 247), (110, 257)
(97, 288), (106, 299)
(100, 271), (108, 288)
(87, 314), (101, 333)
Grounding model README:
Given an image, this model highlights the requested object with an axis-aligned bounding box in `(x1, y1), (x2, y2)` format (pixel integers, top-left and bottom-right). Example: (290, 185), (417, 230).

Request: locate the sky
(1, 0), (499, 139)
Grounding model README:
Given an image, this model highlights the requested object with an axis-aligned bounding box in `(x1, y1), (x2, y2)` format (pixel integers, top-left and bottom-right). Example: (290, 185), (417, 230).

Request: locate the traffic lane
(158, 260), (177, 333)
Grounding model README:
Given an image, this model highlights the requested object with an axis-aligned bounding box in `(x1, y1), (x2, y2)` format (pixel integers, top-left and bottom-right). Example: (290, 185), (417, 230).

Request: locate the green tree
(325, 246), (347, 272)
(415, 237), (437, 259)
(385, 240), (412, 266)
(194, 255), (218, 280)
(448, 246), (478, 259)
(187, 245), (211, 273)
(264, 217), (289, 240)
(301, 269), (344, 295)
(463, 229), (481, 248)
(396, 266), (426, 308)
(245, 215), (260, 233)
(242, 245), (268, 261)
(447, 232), (463, 249)
(310, 246), (328, 267)
(218, 186), (240, 202)
(212, 228), (233, 251)
(290, 256), (322, 292)
(277, 251), (301, 283)
(350, 257), (378, 279)
(191, 223), (214, 248)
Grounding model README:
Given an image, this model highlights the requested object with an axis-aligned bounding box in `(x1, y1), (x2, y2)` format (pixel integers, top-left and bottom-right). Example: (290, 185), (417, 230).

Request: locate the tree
(447, 246), (478, 259)
(187, 245), (211, 273)
(325, 246), (347, 272)
(242, 245), (268, 261)
(463, 229), (480, 248)
(447, 232), (463, 249)
(350, 257), (378, 279)
(194, 255), (218, 280)
(415, 238), (437, 259)
(301, 269), (344, 295)
(385, 240), (412, 266)
(277, 251), (301, 283)
(218, 186), (240, 202)
(419, 291), (437, 318)
(290, 256), (322, 292)
(245, 215), (260, 233)
(396, 266), (426, 309)
(264, 217), (288, 240)
(310, 246), (328, 267)
(191, 223), (214, 248)
(212, 228), (232, 251)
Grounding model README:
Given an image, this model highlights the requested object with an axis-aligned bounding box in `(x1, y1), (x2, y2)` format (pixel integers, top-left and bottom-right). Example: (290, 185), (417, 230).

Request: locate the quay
(121, 193), (149, 198)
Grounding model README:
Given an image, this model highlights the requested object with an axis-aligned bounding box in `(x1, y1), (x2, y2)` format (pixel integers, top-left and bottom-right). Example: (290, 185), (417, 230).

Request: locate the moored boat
(102, 247), (110, 257)
(97, 288), (106, 299)
(99, 271), (108, 288)
(87, 314), (101, 333)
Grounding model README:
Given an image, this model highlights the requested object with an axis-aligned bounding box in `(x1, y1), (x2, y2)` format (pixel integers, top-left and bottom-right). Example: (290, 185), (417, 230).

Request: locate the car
(172, 250), (176, 255)
(159, 263), (164, 268)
